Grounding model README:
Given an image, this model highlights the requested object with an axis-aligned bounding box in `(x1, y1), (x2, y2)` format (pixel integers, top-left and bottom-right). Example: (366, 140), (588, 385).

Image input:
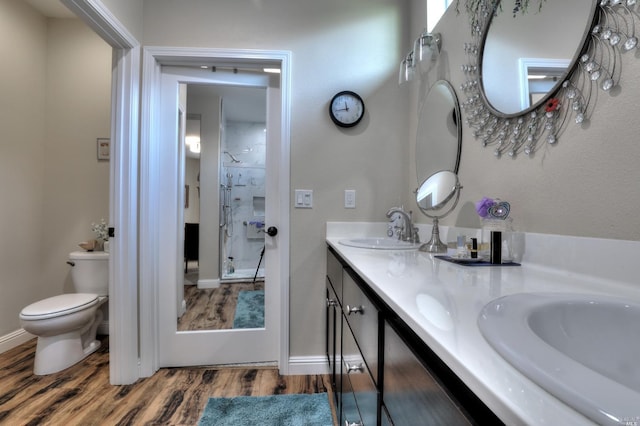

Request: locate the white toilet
(19, 251), (109, 375)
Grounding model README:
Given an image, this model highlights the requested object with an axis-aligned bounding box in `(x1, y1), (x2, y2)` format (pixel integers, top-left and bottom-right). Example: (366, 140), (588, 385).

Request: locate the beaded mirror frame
(459, 0), (639, 158)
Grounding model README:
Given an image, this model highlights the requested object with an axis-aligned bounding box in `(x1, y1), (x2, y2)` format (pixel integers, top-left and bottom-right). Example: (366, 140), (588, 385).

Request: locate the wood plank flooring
(177, 282), (264, 331)
(0, 337), (334, 425)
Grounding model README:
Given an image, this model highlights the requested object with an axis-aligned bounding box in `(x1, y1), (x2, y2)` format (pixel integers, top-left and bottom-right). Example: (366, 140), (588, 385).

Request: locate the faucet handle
(412, 226), (420, 243)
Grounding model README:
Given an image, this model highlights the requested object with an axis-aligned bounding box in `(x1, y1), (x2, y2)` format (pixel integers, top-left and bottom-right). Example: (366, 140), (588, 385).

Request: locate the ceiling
(26, 0), (76, 18)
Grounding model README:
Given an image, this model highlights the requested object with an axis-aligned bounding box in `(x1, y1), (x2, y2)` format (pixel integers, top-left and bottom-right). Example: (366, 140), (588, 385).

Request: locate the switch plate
(344, 189), (356, 209)
(294, 189), (313, 208)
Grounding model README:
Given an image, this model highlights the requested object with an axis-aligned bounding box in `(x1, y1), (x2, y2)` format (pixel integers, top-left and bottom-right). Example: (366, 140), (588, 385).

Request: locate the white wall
(0, 1), (111, 336)
(142, 0), (410, 358)
(99, 0), (143, 41)
(188, 92), (222, 281)
(0, 0), (47, 336)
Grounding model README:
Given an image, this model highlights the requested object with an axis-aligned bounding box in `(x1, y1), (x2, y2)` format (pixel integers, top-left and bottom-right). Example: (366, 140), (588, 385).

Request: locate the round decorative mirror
(416, 170), (462, 253)
(459, 0), (639, 158)
(416, 80), (461, 185)
(480, 0), (596, 116)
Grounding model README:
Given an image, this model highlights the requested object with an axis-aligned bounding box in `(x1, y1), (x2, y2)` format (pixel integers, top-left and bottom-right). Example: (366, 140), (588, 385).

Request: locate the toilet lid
(69, 251), (109, 260)
(20, 293), (99, 320)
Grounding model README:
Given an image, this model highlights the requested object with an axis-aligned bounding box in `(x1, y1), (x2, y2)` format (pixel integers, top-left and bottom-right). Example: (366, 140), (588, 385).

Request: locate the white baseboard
(0, 329), (35, 354)
(287, 355), (329, 375)
(198, 278), (220, 289)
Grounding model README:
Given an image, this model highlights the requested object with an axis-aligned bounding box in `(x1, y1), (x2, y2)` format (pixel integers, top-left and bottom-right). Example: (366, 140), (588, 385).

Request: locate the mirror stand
(420, 217), (448, 253)
(416, 171), (462, 254)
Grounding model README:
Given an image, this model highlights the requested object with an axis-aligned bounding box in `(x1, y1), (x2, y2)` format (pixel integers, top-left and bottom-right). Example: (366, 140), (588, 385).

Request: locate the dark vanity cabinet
(326, 250), (342, 416)
(326, 246), (502, 425)
(327, 248), (379, 426)
(341, 270), (380, 426)
(383, 318), (470, 425)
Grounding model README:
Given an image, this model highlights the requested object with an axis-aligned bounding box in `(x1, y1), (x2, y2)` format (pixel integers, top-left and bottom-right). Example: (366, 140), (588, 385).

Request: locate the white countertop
(326, 222), (640, 425)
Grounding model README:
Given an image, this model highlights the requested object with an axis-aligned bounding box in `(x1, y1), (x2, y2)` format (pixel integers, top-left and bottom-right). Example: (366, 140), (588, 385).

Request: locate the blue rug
(233, 290), (264, 328)
(198, 393), (333, 426)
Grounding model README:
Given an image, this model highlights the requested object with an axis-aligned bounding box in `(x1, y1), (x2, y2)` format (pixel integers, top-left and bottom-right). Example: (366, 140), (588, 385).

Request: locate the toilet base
(33, 332), (102, 375)
(32, 307), (104, 376)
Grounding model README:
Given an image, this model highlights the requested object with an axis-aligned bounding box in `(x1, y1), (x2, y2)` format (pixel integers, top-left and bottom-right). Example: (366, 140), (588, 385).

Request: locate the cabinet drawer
(383, 322), (471, 425)
(327, 249), (343, 303)
(342, 270), (379, 383)
(342, 325), (377, 426)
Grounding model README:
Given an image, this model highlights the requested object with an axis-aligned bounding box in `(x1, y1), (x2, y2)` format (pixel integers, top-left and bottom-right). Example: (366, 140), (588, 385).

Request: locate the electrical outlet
(344, 189), (356, 209)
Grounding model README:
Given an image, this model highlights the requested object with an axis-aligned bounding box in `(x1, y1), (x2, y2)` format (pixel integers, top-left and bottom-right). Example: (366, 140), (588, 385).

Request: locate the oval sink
(339, 238), (420, 250)
(478, 292), (640, 425)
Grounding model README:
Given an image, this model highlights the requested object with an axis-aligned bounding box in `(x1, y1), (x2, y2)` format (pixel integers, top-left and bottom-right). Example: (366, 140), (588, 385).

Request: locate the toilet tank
(68, 251), (109, 296)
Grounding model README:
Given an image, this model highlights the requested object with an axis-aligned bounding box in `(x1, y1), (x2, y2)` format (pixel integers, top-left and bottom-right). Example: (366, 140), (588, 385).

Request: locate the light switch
(344, 189), (356, 208)
(294, 189), (313, 208)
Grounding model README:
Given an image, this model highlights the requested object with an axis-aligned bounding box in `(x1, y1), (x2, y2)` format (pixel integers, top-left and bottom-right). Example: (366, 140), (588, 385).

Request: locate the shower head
(224, 151), (241, 163)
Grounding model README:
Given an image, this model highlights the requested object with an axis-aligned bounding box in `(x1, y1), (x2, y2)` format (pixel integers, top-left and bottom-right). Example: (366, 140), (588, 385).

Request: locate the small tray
(434, 255), (520, 267)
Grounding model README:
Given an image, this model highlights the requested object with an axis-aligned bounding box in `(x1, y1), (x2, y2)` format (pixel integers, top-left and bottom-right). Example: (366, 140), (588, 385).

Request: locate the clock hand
(344, 101), (349, 111)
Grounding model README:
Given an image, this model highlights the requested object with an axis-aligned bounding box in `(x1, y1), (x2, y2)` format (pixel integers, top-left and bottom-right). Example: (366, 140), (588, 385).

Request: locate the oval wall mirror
(480, 0), (596, 116)
(416, 80), (461, 186)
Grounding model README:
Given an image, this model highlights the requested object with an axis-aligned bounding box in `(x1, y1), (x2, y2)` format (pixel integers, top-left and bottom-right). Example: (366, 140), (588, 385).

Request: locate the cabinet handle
(345, 362), (364, 373)
(345, 420), (363, 426)
(346, 304), (364, 315)
(327, 298), (337, 307)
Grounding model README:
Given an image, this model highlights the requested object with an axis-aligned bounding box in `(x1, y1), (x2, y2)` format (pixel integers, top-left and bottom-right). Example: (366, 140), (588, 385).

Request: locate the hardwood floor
(0, 337), (333, 425)
(178, 282), (264, 331)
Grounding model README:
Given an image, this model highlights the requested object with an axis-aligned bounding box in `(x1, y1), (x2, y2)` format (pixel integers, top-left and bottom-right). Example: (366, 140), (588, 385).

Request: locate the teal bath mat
(198, 393), (333, 426)
(232, 290), (264, 328)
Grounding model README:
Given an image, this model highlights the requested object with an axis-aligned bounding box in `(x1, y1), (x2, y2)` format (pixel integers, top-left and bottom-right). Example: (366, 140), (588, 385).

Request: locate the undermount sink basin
(478, 292), (640, 425)
(339, 238), (420, 250)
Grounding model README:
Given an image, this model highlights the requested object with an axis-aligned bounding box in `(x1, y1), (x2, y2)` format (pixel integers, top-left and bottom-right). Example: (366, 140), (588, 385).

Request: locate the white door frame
(140, 47), (291, 375)
(60, 0), (141, 384)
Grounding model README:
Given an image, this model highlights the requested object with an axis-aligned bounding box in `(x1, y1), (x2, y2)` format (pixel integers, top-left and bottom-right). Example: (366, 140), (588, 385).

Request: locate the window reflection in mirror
(480, 0), (594, 115)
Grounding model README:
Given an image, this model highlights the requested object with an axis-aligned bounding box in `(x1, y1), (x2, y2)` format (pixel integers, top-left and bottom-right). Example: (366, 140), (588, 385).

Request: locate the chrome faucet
(386, 207), (419, 243)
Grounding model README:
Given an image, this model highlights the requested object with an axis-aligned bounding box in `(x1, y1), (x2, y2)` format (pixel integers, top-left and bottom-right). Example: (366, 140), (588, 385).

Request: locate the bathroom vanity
(326, 222), (640, 425)
(327, 246), (498, 425)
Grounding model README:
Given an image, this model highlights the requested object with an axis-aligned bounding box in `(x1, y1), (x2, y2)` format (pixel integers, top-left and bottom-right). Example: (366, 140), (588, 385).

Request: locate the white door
(156, 64), (284, 367)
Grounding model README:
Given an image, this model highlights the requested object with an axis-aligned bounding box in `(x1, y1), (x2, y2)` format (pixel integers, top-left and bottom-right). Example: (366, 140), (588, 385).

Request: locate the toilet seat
(20, 293), (98, 320)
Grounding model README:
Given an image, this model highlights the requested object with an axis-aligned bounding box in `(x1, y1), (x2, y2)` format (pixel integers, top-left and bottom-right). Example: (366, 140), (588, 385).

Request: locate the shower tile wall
(222, 121), (266, 276)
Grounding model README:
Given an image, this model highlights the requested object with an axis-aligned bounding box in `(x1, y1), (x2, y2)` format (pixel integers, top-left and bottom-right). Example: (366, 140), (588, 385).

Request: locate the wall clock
(329, 91), (365, 128)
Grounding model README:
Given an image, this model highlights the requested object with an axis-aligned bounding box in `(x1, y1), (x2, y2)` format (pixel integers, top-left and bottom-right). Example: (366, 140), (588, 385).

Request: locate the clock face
(329, 91), (365, 127)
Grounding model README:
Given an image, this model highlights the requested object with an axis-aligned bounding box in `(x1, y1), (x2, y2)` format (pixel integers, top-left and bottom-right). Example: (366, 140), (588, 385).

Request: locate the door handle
(266, 226), (278, 237)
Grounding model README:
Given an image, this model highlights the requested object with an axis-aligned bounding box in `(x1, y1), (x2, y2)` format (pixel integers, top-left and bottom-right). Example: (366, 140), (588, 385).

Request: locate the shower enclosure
(219, 121), (267, 282)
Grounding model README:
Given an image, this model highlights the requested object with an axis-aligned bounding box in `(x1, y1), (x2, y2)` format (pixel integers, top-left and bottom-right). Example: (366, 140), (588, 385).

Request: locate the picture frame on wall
(97, 138), (110, 161)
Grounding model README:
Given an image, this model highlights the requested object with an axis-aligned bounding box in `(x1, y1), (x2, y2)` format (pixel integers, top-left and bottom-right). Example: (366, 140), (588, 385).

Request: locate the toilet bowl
(19, 251), (109, 375)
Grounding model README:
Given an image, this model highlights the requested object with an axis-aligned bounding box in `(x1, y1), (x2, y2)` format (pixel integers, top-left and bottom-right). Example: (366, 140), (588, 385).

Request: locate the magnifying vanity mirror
(416, 170), (462, 253)
(414, 79), (462, 253)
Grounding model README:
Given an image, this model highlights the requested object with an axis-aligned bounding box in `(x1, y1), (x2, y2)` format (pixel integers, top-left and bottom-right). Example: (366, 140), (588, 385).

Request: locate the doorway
(141, 48), (291, 371)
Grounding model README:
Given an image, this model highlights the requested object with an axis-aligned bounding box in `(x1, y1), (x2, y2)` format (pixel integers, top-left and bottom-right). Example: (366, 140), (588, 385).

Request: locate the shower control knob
(266, 226), (278, 237)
